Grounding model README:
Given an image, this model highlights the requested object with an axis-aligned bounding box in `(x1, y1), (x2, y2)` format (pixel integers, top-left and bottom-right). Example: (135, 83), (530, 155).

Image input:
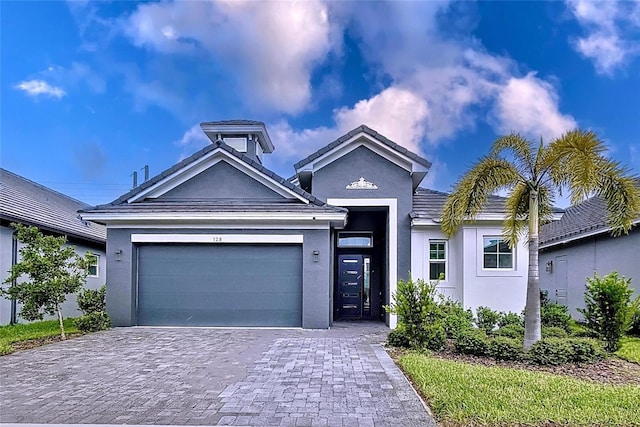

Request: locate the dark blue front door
(337, 255), (363, 318)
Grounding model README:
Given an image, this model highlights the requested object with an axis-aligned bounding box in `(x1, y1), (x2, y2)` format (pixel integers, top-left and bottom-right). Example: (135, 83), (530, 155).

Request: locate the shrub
(475, 306), (500, 334)
(541, 302), (572, 332)
(542, 326), (569, 338)
(579, 272), (635, 352)
(387, 325), (410, 348)
(386, 276), (441, 349)
(425, 323), (447, 351)
(439, 298), (474, 338)
(74, 311), (111, 333)
(498, 311), (523, 328)
(529, 338), (573, 365)
(77, 285), (107, 314)
(488, 337), (523, 361)
(454, 329), (489, 356)
(494, 324), (525, 339)
(567, 338), (605, 364)
(628, 296), (640, 337)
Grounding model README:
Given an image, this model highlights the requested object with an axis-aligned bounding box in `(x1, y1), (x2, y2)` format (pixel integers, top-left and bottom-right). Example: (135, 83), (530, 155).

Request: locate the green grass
(0, 318), (79, 355)
(399, 352), (640, 426)
(617, 336), (640, 364)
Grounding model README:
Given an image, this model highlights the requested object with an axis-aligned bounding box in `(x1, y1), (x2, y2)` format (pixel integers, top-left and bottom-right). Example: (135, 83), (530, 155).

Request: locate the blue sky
(2, 0), (639, 207)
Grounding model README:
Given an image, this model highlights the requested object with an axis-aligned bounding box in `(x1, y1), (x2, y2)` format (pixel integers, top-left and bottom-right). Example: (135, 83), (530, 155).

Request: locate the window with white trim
(428, 240), (447, 280)
(483, 237), (513, 269)
(87, 253), (99, 277)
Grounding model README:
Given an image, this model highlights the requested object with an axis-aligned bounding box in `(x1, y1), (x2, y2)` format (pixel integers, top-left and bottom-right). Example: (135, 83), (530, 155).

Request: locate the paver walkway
(0, 323), (437, 426)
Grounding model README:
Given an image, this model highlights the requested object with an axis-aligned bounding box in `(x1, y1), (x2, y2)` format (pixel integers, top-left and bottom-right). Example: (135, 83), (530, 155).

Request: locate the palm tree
(441, 130), (640, 349)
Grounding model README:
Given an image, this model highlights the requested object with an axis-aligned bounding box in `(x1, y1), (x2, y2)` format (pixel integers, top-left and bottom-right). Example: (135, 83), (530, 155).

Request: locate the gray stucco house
(81, 121), (532, 329)
(539, 182), (640, 316)
(0, 168), (107, 325)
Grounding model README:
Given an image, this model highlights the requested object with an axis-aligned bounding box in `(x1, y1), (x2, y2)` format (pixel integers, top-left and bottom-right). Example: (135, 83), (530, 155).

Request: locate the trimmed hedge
(488, 337), (523, 361)
(454, 329), (489, 356)
(493, 324), (525, 339)
(387, 325), (411, 348)
(542, 326), (569, 338)
(529, 338), (573, 365)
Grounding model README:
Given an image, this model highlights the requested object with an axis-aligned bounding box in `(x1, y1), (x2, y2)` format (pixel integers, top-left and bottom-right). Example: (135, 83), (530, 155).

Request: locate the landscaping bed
(0, 318), (81, 356)
(396, 351), (640, 427)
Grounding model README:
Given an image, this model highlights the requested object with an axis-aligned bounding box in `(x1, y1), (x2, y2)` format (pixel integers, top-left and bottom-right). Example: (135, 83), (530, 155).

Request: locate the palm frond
(490, 134), (536, 179)
(502, 183), (555, 246)
(595, 165), (640, 236)
(502, 182), (529, 246)
(547, 130), (606, 204)
(442, 157), (522, 237)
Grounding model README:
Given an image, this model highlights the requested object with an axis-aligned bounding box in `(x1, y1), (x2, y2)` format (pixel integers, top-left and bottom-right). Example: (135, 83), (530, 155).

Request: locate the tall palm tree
(441, 130), (640, 349)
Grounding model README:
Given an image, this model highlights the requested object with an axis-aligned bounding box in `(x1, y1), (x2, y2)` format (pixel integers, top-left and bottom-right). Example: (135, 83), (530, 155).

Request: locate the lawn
(399, 352), (640, 427)
(617, 336), (640, 364)
(0, 318), (79, 355)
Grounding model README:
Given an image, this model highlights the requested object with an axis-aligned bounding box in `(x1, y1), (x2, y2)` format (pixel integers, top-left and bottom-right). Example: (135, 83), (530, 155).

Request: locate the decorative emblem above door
(346, 177), (378, 190)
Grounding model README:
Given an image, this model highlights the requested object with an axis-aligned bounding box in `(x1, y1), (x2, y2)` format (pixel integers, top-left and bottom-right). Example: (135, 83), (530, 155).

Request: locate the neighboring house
(0, 168), (107, 325)
(81, 121), (534, 329)
(539, 182), (640, 317)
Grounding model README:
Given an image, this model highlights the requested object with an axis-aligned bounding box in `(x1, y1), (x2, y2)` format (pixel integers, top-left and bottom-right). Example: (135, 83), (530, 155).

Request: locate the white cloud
(492, 73), (577, 142)
(333, 87), (429, 154)
(123, 0), (335, 114)
(14, 80), (66, 98)
(567, 0), (640, 74)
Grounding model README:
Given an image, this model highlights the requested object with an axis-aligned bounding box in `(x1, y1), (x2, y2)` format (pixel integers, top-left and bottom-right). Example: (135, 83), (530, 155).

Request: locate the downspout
(10, 231), (18, 324)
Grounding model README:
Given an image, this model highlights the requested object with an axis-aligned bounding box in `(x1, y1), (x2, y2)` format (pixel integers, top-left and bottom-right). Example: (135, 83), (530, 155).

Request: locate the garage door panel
(137, 244), (302, 326)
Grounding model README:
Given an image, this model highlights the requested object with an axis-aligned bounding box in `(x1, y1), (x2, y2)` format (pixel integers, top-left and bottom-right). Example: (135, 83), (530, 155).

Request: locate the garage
(136, 244), (303, 327)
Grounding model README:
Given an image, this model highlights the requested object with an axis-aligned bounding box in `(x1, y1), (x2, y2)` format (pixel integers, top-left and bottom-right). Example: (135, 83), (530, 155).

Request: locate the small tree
(1, 224), (89, 339)
(579, 272), (634, 352)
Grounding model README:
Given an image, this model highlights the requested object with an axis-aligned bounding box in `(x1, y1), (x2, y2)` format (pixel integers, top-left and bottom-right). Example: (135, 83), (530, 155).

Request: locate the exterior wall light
(115, 249), (123, 262)
(313, 250), (320, 262)
(545, 260), (553, 273)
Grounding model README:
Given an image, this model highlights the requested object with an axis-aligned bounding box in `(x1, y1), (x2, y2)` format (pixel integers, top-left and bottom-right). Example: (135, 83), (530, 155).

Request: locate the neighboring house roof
(540, 189), (640, 248)
(411, 187), (510, 221)
(0, 168), (106, 244)
(82, 140), (346, 216)
(293, 125), (432, 170)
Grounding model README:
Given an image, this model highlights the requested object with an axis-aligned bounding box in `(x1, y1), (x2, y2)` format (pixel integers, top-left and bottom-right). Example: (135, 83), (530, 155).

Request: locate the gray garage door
(137, 244), (302, 327)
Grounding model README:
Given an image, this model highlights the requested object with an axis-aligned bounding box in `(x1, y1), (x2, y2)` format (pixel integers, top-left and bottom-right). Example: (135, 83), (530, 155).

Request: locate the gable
(312, 145), (413, 201)
(126, 146), (310, 204)
(158, 160), (284, 201)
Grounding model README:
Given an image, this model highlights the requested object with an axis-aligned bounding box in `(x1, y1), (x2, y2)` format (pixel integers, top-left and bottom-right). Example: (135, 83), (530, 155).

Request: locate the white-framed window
(483, 237), (513, 269)
(87, 253), (99, 277)
(428, 240), (447, 280)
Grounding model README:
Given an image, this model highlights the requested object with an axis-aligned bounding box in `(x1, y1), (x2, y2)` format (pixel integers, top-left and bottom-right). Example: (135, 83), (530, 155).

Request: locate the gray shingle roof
(0, 168), (106, 243)
(84, 200), (346, 215)
(540, 185), (640, 247)
(293, 125), (432, 170)
(82, 140), (344, 214)
(411, 187), (509, 220)
(200, 119), (266, 127)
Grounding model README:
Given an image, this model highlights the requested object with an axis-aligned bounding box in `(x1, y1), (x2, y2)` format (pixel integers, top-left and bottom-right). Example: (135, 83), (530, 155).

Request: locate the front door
(337, 254), (371, 319)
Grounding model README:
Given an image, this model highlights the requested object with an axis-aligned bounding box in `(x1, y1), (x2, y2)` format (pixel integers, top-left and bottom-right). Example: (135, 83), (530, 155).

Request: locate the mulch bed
(387, 345), (640, 386)
(8, 333), (84, 353)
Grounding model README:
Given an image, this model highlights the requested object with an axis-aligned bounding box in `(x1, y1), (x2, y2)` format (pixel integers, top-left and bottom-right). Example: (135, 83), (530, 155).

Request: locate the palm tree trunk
(57, 304), (66, 340)
(524, 190), (542, 349)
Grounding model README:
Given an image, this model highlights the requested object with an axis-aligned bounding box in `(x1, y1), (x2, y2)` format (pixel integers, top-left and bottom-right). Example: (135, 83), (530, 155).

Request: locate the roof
(411, 187), (565, 221)
(411, 187), (510, 220)
(0, 168), (106, 244)
(293, 125), (432, 170)
(540, 187), (640, 247)
(200, 119), (266, 127)
(83, 200), (346, 215)
(82, 140), (345, 214)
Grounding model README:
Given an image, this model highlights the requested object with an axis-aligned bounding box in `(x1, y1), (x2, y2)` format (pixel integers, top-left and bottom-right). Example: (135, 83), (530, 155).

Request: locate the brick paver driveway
(0, 322), (436, 426)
